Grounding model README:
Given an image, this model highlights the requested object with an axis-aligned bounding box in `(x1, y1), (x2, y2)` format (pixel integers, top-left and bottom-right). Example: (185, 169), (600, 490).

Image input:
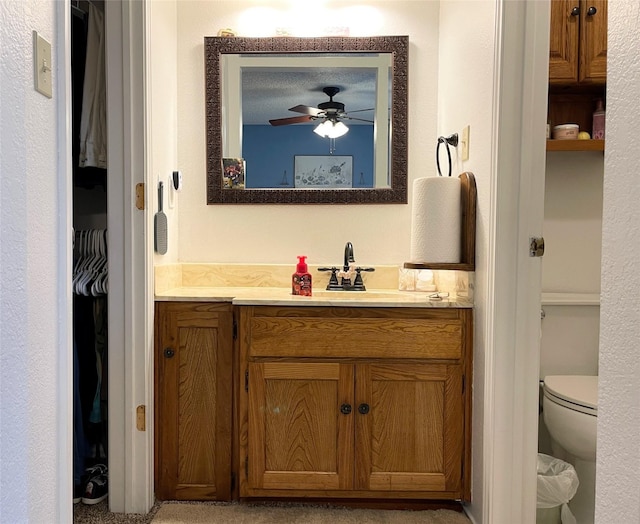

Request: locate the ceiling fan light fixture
(314, 119), (349, 138)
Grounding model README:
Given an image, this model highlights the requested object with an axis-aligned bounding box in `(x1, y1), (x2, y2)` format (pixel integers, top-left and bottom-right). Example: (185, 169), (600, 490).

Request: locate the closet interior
(71, 0), (109, 510)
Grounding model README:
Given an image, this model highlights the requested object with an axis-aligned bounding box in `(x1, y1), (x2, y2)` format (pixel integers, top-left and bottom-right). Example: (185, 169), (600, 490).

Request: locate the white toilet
(543, 375), (598, 524)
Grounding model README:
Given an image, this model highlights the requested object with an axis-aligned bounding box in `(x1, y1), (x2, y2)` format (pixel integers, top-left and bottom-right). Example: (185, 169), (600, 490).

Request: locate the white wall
(596, 1), (640, 521)
(149, 0), (179, 264)
(543, 152), (603, 294)
(437, 1), (497, 520)
(174, 0), (439, 266)
(539, 152), (603, 381)
(0, 1), (66, 522)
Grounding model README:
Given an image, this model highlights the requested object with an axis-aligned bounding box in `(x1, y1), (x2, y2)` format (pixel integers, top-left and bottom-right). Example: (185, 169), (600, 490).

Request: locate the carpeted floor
(152, 502), (471, 523)
(74, 500), (471, 524)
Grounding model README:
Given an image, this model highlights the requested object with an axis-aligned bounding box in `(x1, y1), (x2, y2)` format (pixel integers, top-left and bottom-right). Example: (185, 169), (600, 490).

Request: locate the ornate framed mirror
(205, 36), (408, 204)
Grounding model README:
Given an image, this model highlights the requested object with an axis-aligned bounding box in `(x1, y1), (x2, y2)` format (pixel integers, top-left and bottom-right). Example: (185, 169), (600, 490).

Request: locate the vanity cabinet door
(155, 302), (233, 501)
(247, 362), (355, 491)
(354, 363), (464, 494)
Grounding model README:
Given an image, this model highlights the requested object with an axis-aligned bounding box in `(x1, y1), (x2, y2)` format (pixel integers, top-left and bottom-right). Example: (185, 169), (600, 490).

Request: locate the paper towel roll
(410, 176), (461, 263)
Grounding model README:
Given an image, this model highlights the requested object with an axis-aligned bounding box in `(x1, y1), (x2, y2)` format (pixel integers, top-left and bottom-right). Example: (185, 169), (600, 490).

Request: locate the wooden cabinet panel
(549, 0), (580, 83)
(155, 302), (233, 501)
(354, 363), (463, 493)
(248, 362), (354, 491)
(247, 306), (464, 360)
(579, 0), (607, 83)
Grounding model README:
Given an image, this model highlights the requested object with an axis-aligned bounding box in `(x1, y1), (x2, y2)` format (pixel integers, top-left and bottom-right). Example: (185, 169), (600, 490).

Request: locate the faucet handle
(318, 267), (342, 290)
(352, 267), (375, 290)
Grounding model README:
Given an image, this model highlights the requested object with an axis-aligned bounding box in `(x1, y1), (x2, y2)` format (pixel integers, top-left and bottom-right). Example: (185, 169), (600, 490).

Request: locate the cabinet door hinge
(245, 370), (249, 392)
(462, 375), (466, 395)
(233, 317), (238, 340)
(230, 471), (236, 493)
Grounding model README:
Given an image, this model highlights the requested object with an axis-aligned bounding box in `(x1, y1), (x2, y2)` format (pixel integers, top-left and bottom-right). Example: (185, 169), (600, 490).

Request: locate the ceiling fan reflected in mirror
(268, 86), (374, 138)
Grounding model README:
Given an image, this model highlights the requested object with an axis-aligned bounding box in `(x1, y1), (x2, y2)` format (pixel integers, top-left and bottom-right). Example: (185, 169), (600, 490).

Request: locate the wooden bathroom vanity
(154, 293), (473, 505)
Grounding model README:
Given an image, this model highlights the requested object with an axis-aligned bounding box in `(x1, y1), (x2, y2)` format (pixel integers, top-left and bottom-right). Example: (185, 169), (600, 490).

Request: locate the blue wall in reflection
(242, 125), (374, 189)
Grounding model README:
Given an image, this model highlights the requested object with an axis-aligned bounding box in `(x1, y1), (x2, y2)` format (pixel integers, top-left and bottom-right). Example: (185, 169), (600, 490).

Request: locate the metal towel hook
(436, 133), (458, 177)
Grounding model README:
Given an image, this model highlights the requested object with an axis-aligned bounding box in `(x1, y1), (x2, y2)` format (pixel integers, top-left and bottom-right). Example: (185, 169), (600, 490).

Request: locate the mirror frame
(205, 36), (408, 204)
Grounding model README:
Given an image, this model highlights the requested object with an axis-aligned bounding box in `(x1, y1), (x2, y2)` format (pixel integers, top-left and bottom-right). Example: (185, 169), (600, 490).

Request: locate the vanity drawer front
(245, 308), (466, 360)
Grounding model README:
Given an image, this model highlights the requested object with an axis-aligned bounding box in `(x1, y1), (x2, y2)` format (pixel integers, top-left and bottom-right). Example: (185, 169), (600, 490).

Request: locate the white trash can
(536, 453), (579, 524)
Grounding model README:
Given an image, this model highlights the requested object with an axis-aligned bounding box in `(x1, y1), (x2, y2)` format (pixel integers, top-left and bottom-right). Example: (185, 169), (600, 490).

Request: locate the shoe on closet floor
(73, 484), (83, 504)
(81, 472), (108, 504)
(83, 462), (107, 481)
(74, 463), (106, 503)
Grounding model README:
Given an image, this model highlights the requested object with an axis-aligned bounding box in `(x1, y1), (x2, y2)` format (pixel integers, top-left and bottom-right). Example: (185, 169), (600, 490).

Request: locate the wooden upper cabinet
(549, 0), (607, 85)
(549, 0), (580, 83)
(579, 0), (607, 83)
(155, 302), (233, 501)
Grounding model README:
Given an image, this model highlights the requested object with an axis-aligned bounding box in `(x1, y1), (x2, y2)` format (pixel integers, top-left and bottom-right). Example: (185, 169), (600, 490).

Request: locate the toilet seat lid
(544, 375), (598, 414)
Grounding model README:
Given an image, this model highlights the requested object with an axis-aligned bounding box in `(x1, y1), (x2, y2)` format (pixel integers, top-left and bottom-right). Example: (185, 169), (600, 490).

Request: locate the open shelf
(404, 172), (477, 272)
(546, 139), (604, 152)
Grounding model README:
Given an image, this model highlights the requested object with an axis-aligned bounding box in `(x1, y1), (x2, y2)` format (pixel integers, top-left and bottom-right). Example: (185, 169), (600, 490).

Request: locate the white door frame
(56, 0), (154, 522)
(56, 0), (152, 517)
(483, 1), (549, 522)
(105, 0), (154, 514)
(56, 1), (74, 521)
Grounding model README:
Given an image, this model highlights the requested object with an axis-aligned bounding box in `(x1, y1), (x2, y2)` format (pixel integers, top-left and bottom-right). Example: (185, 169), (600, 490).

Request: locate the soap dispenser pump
(292, 256), (312, 296)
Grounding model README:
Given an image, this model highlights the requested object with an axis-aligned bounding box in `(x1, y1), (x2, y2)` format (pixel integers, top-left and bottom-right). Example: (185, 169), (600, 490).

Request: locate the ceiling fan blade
(269, 115), (314, 126)
(288, 104), (323, 116)
(344, 116), (374, 123)
(345, 108), (375, 114)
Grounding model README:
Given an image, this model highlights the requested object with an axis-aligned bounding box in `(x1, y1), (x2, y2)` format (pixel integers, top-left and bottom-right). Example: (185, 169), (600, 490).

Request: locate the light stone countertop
(155, 286), (473, 308)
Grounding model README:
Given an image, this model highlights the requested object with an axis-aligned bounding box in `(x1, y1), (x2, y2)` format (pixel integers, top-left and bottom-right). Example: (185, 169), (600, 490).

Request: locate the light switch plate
(461, 125), (470, 161)
(33, 31), (52, 98)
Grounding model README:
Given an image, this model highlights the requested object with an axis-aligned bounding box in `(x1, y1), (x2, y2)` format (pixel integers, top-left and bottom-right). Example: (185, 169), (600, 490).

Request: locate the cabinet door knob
(164, 348), (175, 358)
(358, 403), (370, 415)
(586, 6), (597, 16)
(340, 403), (352, 415)
(570, 6), (580, 16)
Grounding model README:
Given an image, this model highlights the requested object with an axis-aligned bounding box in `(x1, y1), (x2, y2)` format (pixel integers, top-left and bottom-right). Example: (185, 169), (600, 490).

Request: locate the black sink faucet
(344, 241), (355, 272)
(317, 241), (374, 291)
(341, 242), (356, 287)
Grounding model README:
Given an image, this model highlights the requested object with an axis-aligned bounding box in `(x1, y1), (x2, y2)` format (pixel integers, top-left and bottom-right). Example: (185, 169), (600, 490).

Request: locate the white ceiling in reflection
(241, 69), (379, 125)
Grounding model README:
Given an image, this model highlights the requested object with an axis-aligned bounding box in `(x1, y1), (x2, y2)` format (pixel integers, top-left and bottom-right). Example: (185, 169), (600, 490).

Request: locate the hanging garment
(78, 3), (107, 169)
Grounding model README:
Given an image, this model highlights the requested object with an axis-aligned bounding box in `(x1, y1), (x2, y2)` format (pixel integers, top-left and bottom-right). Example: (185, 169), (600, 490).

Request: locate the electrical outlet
(461, 125), (470, 161)
(33, 31), (52, 98)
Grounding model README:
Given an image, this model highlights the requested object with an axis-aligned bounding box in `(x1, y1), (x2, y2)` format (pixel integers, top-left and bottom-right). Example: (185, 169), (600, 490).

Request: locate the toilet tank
(539, 301), (599, 380)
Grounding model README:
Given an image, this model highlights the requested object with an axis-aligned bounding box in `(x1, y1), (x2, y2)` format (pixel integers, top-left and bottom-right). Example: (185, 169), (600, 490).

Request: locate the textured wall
(0, 1), (61, 521)
(596, 2), (640, 521)
(174, 0), (439, 266)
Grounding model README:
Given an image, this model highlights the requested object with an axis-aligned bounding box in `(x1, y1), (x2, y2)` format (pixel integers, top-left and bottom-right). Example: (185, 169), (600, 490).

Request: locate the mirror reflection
(205, 36), (408, 204)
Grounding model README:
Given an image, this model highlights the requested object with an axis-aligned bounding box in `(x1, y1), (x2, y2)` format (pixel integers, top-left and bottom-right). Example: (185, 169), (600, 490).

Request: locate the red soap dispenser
(292, 256), (312, 296)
